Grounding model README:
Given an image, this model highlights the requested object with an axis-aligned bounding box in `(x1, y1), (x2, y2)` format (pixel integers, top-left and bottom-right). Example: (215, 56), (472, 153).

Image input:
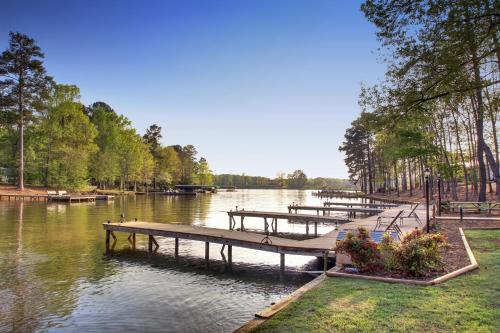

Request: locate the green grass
(256, 230), (500, 333)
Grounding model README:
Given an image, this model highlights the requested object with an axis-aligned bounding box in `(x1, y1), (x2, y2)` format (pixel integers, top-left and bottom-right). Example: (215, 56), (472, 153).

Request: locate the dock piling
(228, 245), (232, 268)
(175, 238), (179, 259)
(280, 253), (285, 272)
(205, 242), (210, 268)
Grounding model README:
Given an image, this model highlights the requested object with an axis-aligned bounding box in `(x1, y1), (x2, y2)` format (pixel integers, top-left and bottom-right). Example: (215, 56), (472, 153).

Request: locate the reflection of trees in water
(0, 201), (118, 331)
(117, 194), (213, 225)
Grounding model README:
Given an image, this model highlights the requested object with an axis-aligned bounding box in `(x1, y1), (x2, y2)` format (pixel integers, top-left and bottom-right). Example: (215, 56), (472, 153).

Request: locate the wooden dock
(227, 210), (349, 237)
(323, 201), (398, 208)
(0, 193), (114, 202)
(103, 221), (335, 272)
(0, 194), (48, 201)
(288, 204), (383, 218)
(313, 190), (364, 199)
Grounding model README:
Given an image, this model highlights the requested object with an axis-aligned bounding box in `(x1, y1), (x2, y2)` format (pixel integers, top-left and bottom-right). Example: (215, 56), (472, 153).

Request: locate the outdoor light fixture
(424, 168), (430, 233)
(437, 172), (442, 217)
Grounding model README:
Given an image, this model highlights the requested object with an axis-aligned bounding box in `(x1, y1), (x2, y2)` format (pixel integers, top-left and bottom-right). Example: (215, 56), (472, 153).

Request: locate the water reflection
(0, 190), (361, 332)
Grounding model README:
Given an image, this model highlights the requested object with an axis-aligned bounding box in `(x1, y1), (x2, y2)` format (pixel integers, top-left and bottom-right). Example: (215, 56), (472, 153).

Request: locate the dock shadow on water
(0, 189), (345, 332)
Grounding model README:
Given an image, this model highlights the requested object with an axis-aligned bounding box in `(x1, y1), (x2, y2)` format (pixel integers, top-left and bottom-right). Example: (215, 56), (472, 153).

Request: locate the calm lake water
(0, 189), (358, 332)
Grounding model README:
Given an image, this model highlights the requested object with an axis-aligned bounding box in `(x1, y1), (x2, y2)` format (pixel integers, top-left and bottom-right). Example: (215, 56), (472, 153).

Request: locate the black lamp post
(424, 168), (430, 233)
(437, 172), (442, 217)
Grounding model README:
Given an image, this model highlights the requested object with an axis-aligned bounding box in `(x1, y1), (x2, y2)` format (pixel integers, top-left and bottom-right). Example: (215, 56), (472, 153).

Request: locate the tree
(287, 170), (308, 189)
(40, 84), (97, 189)
(88, 103), (128, 189)
(143, 124), (162, 153)
(197, 157), (213, 185)
(179, 145), (198, 184)
(357, 0), (499, 200)
(0, 32), (52, 190)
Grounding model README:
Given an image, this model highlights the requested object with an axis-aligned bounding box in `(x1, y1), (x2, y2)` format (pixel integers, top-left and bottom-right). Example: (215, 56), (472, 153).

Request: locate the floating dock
(227, 210), (349, 236)
(103, 221), (336, 272)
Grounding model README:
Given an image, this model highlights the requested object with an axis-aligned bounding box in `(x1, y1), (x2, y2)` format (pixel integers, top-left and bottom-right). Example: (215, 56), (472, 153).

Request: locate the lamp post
(437, 172), (442, 217)
(424, 168), (431, 233)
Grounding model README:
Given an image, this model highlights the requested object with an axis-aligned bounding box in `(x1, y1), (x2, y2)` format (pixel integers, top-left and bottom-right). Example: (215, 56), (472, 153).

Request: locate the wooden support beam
(205, 242), (210, 268)
(228, 245), (232, 268)
(306, 221), (309, 236)
(175, 237), (179, 259)
(314, 222), (318, 237)
(105, 230), (111, 252)
(323, 251), (329, 272)
(148, 235), (153, 254)
(132, 233), (136, 249)
(280, 253), (285, 272)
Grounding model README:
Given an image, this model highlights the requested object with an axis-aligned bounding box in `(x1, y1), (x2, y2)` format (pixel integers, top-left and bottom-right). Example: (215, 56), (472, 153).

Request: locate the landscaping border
(234, 273), (326, 333)
(325, 227), (479, 285)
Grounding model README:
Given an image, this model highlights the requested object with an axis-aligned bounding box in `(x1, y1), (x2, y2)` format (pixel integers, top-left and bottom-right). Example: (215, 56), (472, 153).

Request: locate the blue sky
(0, 0), (385, 178)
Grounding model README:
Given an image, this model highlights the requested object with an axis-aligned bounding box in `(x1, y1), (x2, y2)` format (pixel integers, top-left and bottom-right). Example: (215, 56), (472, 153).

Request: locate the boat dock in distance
(323, 201), (398, 208)
(227, 209), (349, 237)
(288, 204), (383, 218)
(103, 221), (335, 272)
(0, 193), (114, 202)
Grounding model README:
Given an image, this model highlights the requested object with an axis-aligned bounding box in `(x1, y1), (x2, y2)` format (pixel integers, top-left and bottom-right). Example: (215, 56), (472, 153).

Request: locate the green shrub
(379, 234), (398, 271)
(393, 230), (448, 277)
(335, 227), (382, 272)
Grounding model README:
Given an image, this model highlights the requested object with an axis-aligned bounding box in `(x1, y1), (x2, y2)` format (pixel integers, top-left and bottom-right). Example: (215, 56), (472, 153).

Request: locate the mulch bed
(339, 216), (500, 281)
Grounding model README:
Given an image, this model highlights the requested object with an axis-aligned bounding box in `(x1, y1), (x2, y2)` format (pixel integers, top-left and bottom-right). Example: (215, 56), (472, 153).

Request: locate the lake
(0, 189), (356, 332)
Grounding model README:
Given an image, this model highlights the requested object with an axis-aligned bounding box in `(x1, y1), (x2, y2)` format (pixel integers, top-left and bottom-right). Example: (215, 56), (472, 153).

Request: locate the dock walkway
(227, 210), (349, 236)
(323, 202), (398, 208)
(103, 221), (335, 272)
(288, 204), (383, 218)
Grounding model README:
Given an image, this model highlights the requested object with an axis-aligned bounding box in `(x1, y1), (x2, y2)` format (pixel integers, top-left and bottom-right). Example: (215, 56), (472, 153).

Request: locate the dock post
(132, 233), (136, 249)
(306, 221), (309, 236)
(175, 238), (179, 259)
(148, 235), (153, 254)
(105, 230), (111, 252)
(205, 242), (210, 268)
(228, 245), (232, 268)
(323, 251), (329, 272)
(240, 216), (245, 231)
(280, 253), (285, 272)
(229, 215), (232, 230)
(314, 222), (318, 237)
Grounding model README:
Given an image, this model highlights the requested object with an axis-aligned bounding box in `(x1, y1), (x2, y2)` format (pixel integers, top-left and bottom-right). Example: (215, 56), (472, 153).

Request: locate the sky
(0, 0), (385, 179)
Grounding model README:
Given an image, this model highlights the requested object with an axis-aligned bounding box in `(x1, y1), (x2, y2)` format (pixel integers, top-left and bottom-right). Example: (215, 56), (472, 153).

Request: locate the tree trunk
(17, 74), (24, 191)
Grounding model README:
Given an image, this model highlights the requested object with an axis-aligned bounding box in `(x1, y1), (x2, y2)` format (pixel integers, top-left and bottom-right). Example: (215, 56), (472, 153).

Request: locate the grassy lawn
(256, 230), (500, 333)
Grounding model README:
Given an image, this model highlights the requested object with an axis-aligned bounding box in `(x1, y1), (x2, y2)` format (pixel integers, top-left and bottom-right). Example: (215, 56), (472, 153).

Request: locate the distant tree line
(214, 170), (355, 190)
(0, 32), (213, 191)
(340, 0), (499, 201)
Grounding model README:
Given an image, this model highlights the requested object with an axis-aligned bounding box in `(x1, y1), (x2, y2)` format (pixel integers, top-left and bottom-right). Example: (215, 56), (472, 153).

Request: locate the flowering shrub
(336, 228), (449, 277)
(335, 228), (382, 272)
(379, 234), (398, 271)
(393, 230), (449, 277)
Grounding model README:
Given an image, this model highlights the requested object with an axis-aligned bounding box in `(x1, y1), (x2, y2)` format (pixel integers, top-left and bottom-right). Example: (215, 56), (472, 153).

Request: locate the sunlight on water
(0, 189), (361, 332)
